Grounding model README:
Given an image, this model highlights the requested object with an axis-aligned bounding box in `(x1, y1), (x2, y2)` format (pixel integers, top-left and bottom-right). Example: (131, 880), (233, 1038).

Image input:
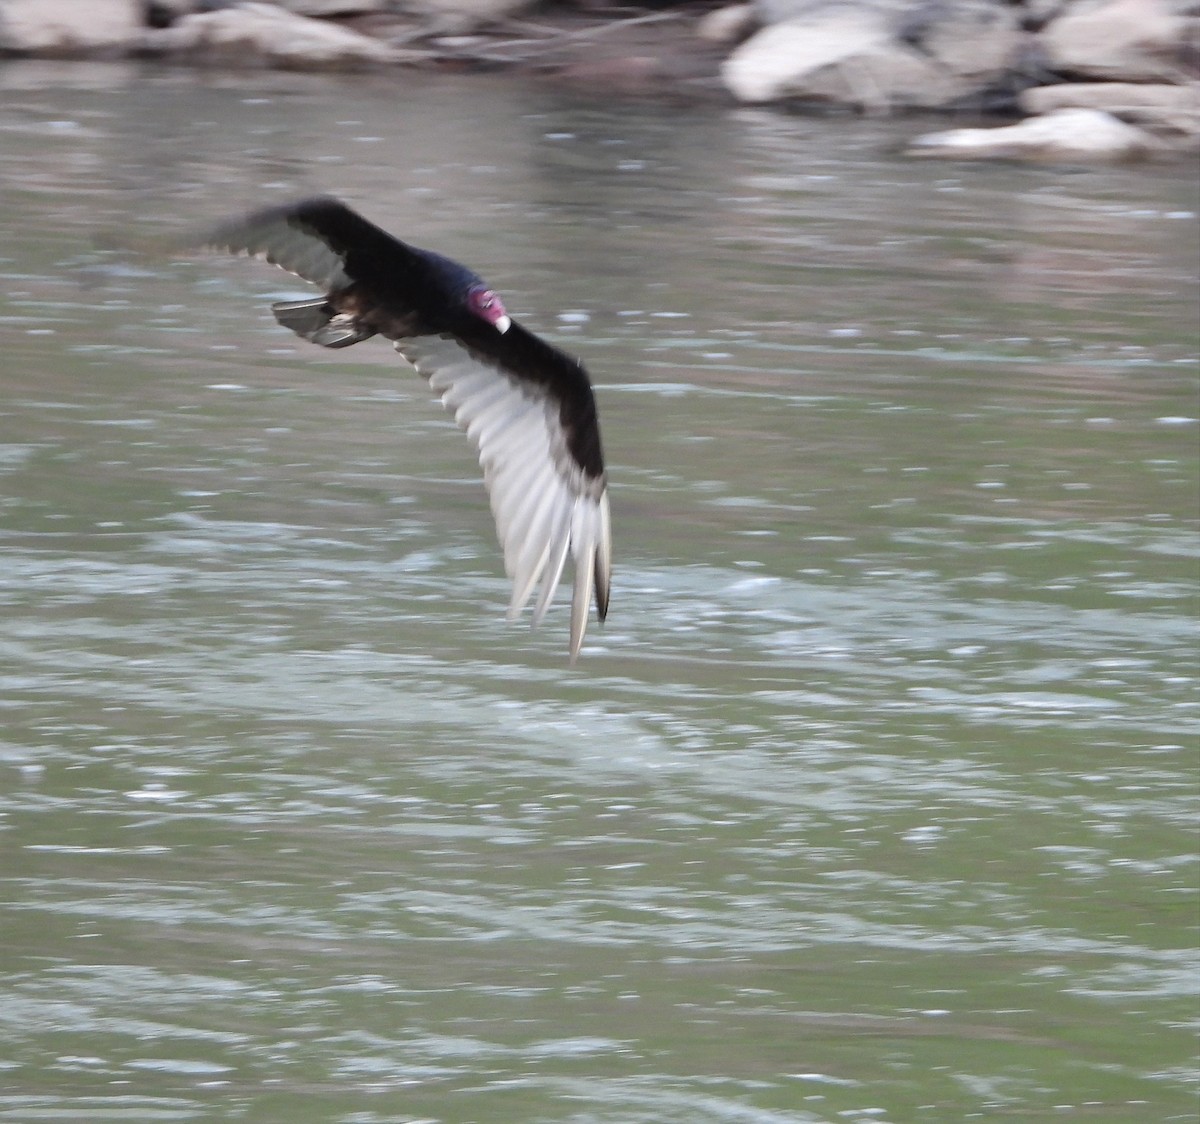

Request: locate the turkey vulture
(199, 196), (611, 661)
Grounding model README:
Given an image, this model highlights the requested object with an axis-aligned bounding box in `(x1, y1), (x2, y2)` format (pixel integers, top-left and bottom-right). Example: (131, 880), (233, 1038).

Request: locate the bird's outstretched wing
(395, 330), (611, 660)
(201, 195), (424, 296)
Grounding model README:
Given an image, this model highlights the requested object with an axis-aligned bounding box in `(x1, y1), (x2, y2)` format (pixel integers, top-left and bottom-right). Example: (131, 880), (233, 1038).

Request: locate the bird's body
(201, 196), (610, 660)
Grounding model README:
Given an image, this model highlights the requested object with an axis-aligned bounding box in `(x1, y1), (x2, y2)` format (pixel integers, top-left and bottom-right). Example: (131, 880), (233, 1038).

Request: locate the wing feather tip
(593, 488), (612, 624)
(568, 522), (596, 663)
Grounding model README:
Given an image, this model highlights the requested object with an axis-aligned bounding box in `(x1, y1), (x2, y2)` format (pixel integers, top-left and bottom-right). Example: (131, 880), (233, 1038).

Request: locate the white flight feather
(507, 482), (562, 615)
(534, 517), (573, 627)
(468, 395), (532, 453)
(506, 465), (559, 571)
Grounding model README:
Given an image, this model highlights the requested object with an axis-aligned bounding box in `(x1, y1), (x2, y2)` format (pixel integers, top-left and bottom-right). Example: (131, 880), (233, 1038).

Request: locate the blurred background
(0, 6), (1197, 1121)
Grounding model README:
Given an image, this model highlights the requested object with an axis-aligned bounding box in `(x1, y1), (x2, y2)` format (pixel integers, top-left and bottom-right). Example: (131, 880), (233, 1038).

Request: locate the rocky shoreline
(1, 0), (1197, 161)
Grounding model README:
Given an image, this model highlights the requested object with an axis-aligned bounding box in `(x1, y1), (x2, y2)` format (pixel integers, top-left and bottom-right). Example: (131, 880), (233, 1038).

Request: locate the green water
(0, 61), (1197, 1123)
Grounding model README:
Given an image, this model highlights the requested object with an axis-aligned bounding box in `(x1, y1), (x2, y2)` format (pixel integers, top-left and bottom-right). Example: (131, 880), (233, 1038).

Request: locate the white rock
(149, 0), (386, 20)
(909, 107), (1162, 162)
(149, 2), (398, 68)
(721, 2), (1022, 110)
(0, 0), (141, 53)
(696, 3), (758, 45)
(723, 12), (933, 107)
(1041, 0), (1190, 82)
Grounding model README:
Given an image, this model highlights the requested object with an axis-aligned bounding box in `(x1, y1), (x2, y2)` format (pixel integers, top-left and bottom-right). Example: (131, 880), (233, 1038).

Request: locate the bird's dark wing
(201, 195), (430, 306)
(395, 326), (611, 661)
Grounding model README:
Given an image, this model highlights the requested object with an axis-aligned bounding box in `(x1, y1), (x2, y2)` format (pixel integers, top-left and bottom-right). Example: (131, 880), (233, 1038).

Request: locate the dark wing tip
(198, 194), (346, 243)
(192, 196), (377, 293)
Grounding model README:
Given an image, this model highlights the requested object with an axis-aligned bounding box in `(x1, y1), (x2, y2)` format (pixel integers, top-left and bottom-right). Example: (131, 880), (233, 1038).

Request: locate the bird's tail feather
(271, 298), (375, 349)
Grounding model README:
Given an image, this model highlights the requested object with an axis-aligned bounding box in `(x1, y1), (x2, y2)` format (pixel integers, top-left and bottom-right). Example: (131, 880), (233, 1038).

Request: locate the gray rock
(145, 2), (400, 67)
(0, 0), (141, 54)
(273, 0), (386, 14)
(752, 0), (858, 26)
(913, 2), (1025, 85)
(391, 0), (535, 21)
(1020, 80), (1198, 112)
(722, 0), (1023, 109)
(909, 106), (1163, 161)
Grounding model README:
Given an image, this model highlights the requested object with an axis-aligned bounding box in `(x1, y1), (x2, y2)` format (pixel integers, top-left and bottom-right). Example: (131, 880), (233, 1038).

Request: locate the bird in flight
(200, 196), (611, 661)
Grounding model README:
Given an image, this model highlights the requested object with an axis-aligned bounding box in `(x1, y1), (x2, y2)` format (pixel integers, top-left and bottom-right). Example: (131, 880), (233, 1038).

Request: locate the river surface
(0, 61), (1197, 1123)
